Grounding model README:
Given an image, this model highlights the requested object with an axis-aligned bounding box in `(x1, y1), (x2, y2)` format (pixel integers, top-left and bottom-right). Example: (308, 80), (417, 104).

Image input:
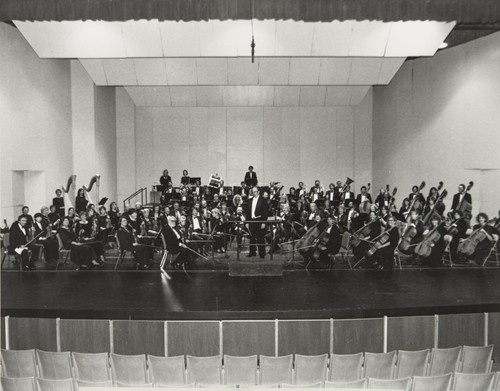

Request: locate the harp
(61, 175), (77, 209)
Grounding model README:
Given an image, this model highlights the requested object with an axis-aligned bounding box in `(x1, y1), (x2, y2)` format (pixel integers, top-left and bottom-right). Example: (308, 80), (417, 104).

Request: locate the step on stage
(3, 267), (500, 320)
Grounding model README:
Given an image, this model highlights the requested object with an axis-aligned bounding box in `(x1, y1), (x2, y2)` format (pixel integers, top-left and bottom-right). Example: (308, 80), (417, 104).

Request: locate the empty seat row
(2, 372), (500, 391)
(0, 346), (494, 387)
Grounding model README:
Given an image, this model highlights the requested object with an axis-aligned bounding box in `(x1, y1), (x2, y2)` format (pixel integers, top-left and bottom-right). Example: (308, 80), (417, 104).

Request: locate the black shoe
(77, 265), (89, 271)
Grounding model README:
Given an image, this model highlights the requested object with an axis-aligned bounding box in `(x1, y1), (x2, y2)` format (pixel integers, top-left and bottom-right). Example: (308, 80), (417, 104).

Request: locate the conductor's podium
(229, 259), (283, 277)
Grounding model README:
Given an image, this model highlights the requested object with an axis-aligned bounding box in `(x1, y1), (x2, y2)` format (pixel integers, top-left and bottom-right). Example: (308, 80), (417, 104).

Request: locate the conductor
(246, 186), (268, 258)
(244, 166), (258, 187)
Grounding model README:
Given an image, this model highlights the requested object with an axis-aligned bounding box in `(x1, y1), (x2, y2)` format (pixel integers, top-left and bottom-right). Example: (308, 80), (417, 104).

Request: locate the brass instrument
(340, 177), (354, 194)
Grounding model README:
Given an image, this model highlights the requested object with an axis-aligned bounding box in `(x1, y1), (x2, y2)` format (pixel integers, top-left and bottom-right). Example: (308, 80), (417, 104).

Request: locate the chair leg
(1, 252), (6, 268)
(115, 251), (124, 270)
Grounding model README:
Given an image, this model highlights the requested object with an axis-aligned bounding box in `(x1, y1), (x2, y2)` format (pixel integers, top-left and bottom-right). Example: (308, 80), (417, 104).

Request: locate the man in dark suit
(162, 216), (191, 269)
(246, 186), (268, 258)
(450, 184), (472, 217)
(244, 166), (258, 188)
(8, 215), (35, 270)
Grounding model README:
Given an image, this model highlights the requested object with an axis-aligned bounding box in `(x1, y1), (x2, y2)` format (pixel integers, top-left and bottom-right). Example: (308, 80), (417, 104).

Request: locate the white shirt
(361, 195), (367, 203)
(192, 217), (201, 231)
(330, 192), (334, 201)
(251, 195), (259, 219)
(18, 223), (26, 236)
(172, 226), (181, 240)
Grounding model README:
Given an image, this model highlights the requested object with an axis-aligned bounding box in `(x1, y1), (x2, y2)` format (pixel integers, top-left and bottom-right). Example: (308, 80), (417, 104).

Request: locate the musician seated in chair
(368, 215), (400, 270)
(318, 215), (342, 263)
(459, 213), (498, 265)
(8, 215), (36, 270)
(162, 216), (191, 269)
(399, 210), (424, 256)
(116, 216), (150, 270)
(419, 215), (447, 267)
(446, 210), (468, 261)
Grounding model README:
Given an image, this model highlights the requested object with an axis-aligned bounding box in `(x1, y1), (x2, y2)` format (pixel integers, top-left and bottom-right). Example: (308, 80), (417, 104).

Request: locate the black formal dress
(58, 227), (94, 268)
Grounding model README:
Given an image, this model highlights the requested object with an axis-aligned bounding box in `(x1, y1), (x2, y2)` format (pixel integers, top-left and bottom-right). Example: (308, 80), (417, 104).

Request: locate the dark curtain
(1, 0), (500, 24)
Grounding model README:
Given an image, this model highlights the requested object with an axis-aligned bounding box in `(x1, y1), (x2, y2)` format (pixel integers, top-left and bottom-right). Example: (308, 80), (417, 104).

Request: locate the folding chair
(37, 378), (77, 391)
(394, 349), (430, 378)
(223, 355), (258, 386)
(394, 239), (403, 269)
(110, 353), (149, 385)
(160, 234), (179, 270)
(329, 353), (364, 382)
(410, 373), (452, 391)
(55, 233), (71, 270)
(186, 355), (222, 386)
(147, 355), (185, 386)
(367, 377), (411, 390)
(294, 353), (328, 386)
(72, 352), (111, 382)
(259, 355), (293, 386)
(428, 346), (462, 376)
(1, 349), (37, 378)
(115, 234), (133, 270)
(363, 351), (397, 380)
(1, 376), (37, 391)
(452, 372), (495, 391)
(36, 350), (73, 380)
(460, 345), (494, 374)
(483, 240), (499, 266)
(324, 379), (367, 388)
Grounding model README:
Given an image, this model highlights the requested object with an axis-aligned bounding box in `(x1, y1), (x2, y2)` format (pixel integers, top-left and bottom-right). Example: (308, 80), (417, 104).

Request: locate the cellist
(399, 210), (425, 256)
(418, 215), (447, 267)
(445, 210), (468, 261)
(457, 213), (498, 265)
(367, 215), (400, 270)
(351, 210), (381, 263)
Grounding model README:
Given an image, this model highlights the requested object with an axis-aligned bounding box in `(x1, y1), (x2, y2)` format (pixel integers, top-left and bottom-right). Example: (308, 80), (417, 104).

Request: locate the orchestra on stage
(2, 169), (499, 271)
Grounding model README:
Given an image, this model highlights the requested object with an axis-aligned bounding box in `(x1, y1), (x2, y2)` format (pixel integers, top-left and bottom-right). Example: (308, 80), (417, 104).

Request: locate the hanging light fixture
(250, 0), (256, 63)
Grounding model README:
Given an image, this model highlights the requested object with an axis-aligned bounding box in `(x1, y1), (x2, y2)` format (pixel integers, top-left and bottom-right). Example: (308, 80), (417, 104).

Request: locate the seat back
(259, 355), (293, 385)
(395, 349), (430, 378)
(110, 353), (148, 384)
(294, 353), (328, 385)
(114, 381), (153, 387)
(36, 350), (73, 380)
(37, 378), (77, 391)
(367, 377), (411, 390)
(2, 233), (11, 249)
(363, 351), (397, 380)
(428, 347), (462, 376)
(1, 349), (37, 378)
(281, 383), (323, 388)
(147, 355), (185, 386)
(340, 232), (351, 251)
(460, 345), (494, 374)
(453, 372), (495, 391)
(325, 378), (367, 388)
(494, 372), (500, 391)
(72, 352), (111, 382)
(76, 379), (114, 388)
(1, 377), (36, 391)
(329, 353), (364, 382)
(410, 373), (452, 391)
(223, 355), (258, 386)
(186, 355), (222, 385)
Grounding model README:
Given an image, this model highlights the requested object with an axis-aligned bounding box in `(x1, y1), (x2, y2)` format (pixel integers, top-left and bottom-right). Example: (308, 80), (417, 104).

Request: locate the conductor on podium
(247, 186), (268, 258)
(244, 166), (258, 187)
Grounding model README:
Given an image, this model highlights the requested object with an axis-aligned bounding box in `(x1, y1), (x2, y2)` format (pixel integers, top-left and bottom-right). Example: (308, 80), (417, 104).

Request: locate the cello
(415, 222), (445, 258)
(457, 220), (496, 257)
(296, 219), (328, 259)
(366, 225), (397, 258)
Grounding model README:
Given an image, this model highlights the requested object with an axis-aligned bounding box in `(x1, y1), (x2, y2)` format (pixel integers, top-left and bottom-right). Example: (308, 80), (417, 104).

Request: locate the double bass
(422, 189), (448, 227)
(358, 183), (372, 214)
(405, 181), (426, 221)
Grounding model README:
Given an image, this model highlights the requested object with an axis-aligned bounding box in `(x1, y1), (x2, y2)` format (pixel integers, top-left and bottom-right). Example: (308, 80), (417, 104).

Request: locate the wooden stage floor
(3, 265), (500, 320)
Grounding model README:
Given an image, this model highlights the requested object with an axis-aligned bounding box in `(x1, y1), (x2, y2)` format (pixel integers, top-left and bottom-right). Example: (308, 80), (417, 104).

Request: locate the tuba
(341, 177), (354, 193)
(83, 175), (100, 206)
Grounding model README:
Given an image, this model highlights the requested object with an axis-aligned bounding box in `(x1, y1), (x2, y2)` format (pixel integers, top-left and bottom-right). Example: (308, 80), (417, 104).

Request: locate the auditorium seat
(363, 351), (397, 380)
(223, 354), (258, 386)
(37, 378), (77, 391)
(76, 379), (114, 387)
(293, 353), (328, 385)
(328, 353), (364, 382)
(36, 350), (73, 380)
(460, 345), (494, 374)
(186, 355), (222, 385)
(71, 352), (112, 382)
(281, 382), (323, 388)
(1, 349), (37, 378)
(1, 376), (37, 391)
(493, 372), (500, 391)
(147, 355), (186, 386)
(153, 384), (195, 388)
(410, 373), (453, 391)
(324, 378), (367, 388)
(114, 381), (153, 387)
(367, 377), (411, 390)
(110, 353), (149, 385)
(452, 372), (495, 391)
(395, 349), (430, 378)
(259, 355), (293, 385)
(428, 347), (462, 376)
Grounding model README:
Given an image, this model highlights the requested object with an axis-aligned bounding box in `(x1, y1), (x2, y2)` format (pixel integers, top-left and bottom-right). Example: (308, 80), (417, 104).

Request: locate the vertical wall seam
(383, 316), (388, 353)
(164, 321), (168, 356)
(219, 321), (223, 357)
(275, 319), (279, 357)
(56, 318), (61, 352)
(109, 320), (114, 354)
(330, 319), (334, 356)
(5, 316), (10, 350)
(434, 315), (439, 348)
(484, 313), (488, 346)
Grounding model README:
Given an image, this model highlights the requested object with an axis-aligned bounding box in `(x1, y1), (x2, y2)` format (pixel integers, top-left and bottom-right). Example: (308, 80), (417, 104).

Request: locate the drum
(209, 174), (222, 189)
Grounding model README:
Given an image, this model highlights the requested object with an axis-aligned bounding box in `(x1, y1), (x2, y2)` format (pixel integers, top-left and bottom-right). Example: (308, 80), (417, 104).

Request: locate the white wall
(0, 23), (72, 222)
(373, 32), (500, 216)
(131, 99), (373, 191)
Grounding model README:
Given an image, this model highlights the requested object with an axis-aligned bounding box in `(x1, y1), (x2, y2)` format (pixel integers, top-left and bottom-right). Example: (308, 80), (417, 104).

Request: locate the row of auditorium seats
(2, 373), (500, 391)
(0, 346), (495, 387)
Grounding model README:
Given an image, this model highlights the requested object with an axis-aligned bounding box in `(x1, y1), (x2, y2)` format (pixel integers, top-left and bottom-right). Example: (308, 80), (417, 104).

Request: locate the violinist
(368, 215), (400, 270)
(458, 213), (498, 265)
(399, 210), (425, 256)
(65, 207), (79, 227)
(33, 213), (59, 263)
(208, 208), (226, 253)
(445, 210), (468, 261)
(418, 215), (447, 267)
(75, 211), (106, 265)
(108, 202), (121, 229)
(351, 210), (381, 262)
(116, 216), (151, 270)
(188, 207), (208, 256)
